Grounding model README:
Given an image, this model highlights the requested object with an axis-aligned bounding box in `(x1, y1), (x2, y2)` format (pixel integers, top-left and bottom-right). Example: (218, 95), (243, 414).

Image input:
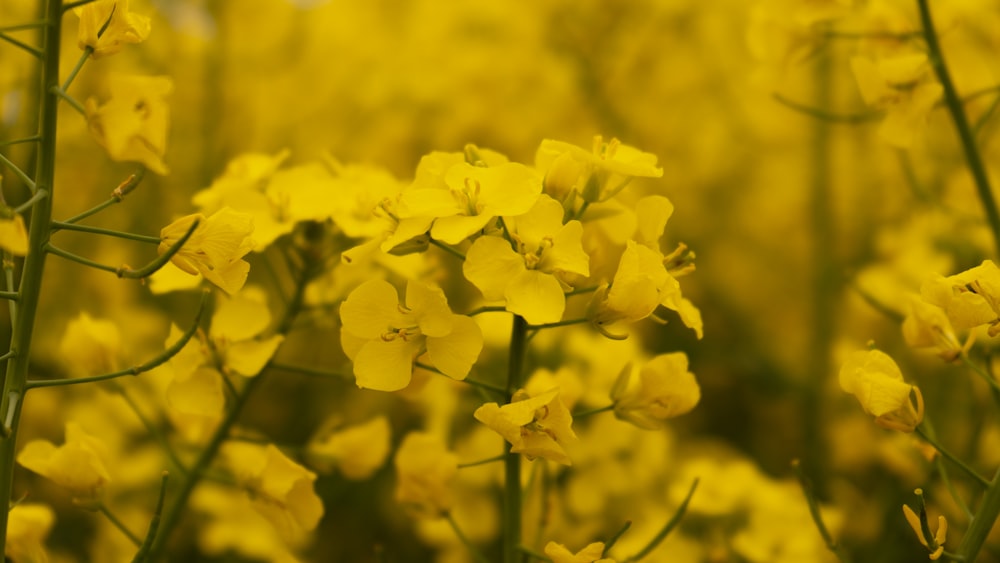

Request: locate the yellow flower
(612, 353), (701, 430)
(75, 0), (151, 58)
(463, 195), (590, 324)
(57, 312), (121, 377)
(17, 422), (112, 502)
(839, 349), (924, 432)
(394, 432), (458, 517)
(223, 443), (324, 544)
(339, 279), (483, 391)
(0, 199), (28, 256)
(850, 54), (943, 148)
(85, 74), (172, 174)
(159, 207), (255, 295)
(6, 503), (54, 563)
(397, 150), (542, 244)
(536, 136), (663, 203)
(544, 541), (615, 563)
(305, 416), (391, 479)
(902, 297), (967, 361)
(920, 260), (1000, 336)
(474, 388), (578, 465)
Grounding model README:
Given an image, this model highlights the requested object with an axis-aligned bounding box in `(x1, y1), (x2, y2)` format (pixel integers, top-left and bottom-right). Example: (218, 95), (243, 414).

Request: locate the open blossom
(535, 136), (662, 203)
(396, 148), (542, 244)
(305, 416), (391, 479)
(85, 74), (172, 174)
(474, 388), (578, 465)
(6, 503), (55, 563)
(339, 279), (483, 391)
(159, 207), (255, 295)
(839, 349), (923, 432)
(463, 195), (590, 324)
(75, 0), (151, 58)
(920, 260), (1000, 336)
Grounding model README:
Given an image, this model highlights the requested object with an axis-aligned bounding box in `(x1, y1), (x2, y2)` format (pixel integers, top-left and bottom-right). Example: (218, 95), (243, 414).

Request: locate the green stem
(458, 454), (506, 469)
(956, 465), (1000, 561)
(0, 152), (37, 192)
(917, 0), (1000, 255)
(99, 503), (142, 547)
(62, 170), (145, 224)
(131, 473), (169, 563)
(603, 520), (632, 555)
(51, 221), (161, 243)
(0, 3), (61, 557)
(0, 22), (48, 33)
(26, 293), (206, 390)
(0, 292), (17, 301)
(13, 188), (49, 214)
(430, 238), (466, 261)
(504, 315), (529, 563)
(773, 93), (879, 123)
(526, 318), (589, 331)
(44, 243), (119, 274)
(792, 460), (851, 562)
(915, 425), (989, 488)
(467, 305), (506, 316)
(147, 263), (315, 560)
(114, 386), (188, 476)
(0, 31), (43, 58)
(0, 136), (42, 148)
(622, 478), (699, 562)
(960, 352), (1000, 395)
(572, 404), (614, 418)
(51, 86), (85, 115)
(60, 47), (92, 92)
(63, 0), (98, 11)
(268, 362), (349, 380)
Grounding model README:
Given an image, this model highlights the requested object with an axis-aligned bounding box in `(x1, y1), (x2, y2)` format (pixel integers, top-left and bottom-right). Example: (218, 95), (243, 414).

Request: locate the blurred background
(3, 0), (1000, 561)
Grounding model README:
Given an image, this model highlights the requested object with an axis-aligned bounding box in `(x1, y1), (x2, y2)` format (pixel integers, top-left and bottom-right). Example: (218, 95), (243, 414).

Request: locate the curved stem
(458, 454), (505, 469)
(0, 31), (43, 58)
(526, 318), (589, 331)
(26, 292), (207, 390)
(430, 238), (466, 261)
(50, 86), (85, 115)
(773, 93), (880, 123)
(13, 188), (48, 214)
(572, 404), (614, 418)
(98, 503), (142, 547)
(917, 0), (1000, 255)
(131, 472), (169, 563)
(0, 152), (37, 192)
(62, 170), (146, 224)
(445, 512), (491, 563)
(622, 478), (699, 562)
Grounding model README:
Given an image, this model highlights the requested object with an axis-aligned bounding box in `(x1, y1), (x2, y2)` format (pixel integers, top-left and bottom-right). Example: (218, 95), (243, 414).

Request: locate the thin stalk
(792, 460), (851, 562)
(572, 404), (614, 418)
(51, 221), (161, 243)
(268, 362), (349, 380)
(50, 86), (85, 115)
(773, 93), (879, 123)
(13, 188), (49, 214)
(131, 473), (169, 563)
(445, 512), (491, 563)
(0, 31), (43, 58)
(0, 136), (42, 147)
(458, 454), (505, 469)
(60, 47), (92, 92)
(114, 387), (188, 476)
(0, 22), (48, 33)
(504, 315), (529, 563)
(0, 292), (17, 301)
(622, 478), (699, 562)
(915, 426), (989, 488)
(526, 318), (589, 331)
(917, 0), (1000, 255)
(62, 170), (145, 224)
(0, 152), (37, 192)
(430, 238), (466, 261)
(0, 3), (61, 557)
(98, 503), (142, 546)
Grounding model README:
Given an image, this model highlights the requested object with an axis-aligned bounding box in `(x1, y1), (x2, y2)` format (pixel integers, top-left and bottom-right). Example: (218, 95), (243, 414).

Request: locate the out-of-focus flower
(536, 136), (662, 203)
(224, 443), (324, 544)
(850, 53), (943, 148)
(0, 198), (27, 256)
(57, 312), (121, 377)
(474, 388), (578, 465)
(902, 297), (967, 361)
(339, 279), (482, 391)
(463, 195), (590, 324)
(612, 353), (700, 430)
(839, 349), (923, 432)
(75, 0), (151, 58)
(920, 260), (1000, 336)
(17, 422), (112, 503)
(158, 207), (255, 295)
(6, 503), (54, 563)
(305, 416), (391, 479)
(394, 432), (458, 517)
(544, 541), (615, 563)
(85, 74), (172, 174)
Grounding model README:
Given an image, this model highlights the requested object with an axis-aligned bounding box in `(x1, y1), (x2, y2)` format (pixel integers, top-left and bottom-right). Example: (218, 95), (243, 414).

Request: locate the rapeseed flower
(158, 207), (255, 295)
(17, 422), (112, 503)
(85, 74), (172, 174)
(394, 432), (458, 517)
(474, 388), (578, 465)
(75, 0), (151, 58)
(839, 349), (923, 432)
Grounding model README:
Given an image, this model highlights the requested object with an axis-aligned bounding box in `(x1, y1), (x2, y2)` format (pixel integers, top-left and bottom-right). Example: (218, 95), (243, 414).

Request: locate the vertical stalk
(956, 466), (1000, 561)
(917, 0), (1000, 255)
(503, 315), (528, 563)
(803, 47), (835, 486)
(0, 0), (61, 555)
